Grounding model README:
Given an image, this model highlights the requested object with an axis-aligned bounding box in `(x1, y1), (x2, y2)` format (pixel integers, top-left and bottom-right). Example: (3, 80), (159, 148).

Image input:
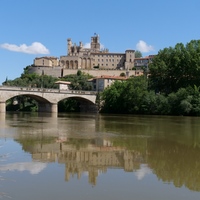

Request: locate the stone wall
(70, 69), (138, 77)
(28, 66), (63, 77)
(28, 66), (142, 78)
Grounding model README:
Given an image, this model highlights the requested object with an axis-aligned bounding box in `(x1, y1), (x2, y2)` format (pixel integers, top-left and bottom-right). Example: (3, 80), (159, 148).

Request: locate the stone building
(34, 56), (59, 67)
(134, 55), (155, 68)
(31, 35), (151, 78)
(88, 75), (128, 91)
(60, 34), (135, 71)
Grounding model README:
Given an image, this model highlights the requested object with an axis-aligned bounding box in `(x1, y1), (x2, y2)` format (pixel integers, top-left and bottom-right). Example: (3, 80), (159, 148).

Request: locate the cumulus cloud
(0, 162), (47, 174)
(136, 40), (154, 53)
(135, 164), (152, 180)
(0, 42), (50, 54)
(84, 43), (91, 48)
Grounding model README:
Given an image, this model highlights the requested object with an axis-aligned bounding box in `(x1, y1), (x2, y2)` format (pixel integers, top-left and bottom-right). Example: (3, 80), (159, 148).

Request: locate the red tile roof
(89, 75), (127, 81)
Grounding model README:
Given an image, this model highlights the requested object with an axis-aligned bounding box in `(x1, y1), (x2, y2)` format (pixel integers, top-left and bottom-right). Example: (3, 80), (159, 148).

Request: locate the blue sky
(0, 0), (200, 84)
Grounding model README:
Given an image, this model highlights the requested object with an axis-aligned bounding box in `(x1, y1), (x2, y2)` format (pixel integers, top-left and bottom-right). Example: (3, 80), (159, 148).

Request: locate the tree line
(100, 39), (200, 116)
(100, 76), (200, 115)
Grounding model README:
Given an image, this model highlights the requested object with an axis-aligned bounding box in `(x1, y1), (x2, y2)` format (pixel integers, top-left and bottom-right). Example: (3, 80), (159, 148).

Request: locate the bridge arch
(58, 96), (97, 112)
(0, 86), (97, 113)
(4, 93), (57, 113)
(5, 93), (50, 104)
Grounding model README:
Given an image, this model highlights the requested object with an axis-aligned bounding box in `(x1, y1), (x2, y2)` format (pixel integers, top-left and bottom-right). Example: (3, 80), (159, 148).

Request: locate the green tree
(120, 72), (126, 77)
(140, 91), (169, 115)
(100, 76), (148, 114)
(149, 40), (200, 94)
(61, 71), (93, 90)
(77, 70), (82, 76)
(3, 66), (59, 89)
(135, 50), (142, 58)
(101, 81), (125, 113)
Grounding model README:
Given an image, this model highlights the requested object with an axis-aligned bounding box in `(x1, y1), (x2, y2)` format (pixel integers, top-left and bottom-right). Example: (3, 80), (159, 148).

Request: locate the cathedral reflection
(23, 138), (144, 186)
(15, 134), (200, 191)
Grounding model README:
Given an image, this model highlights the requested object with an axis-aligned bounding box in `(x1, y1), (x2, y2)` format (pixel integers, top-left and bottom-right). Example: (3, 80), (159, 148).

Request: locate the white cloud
(0, 162), (47, 174)
(100, 44), (105, 50)
(0, 42), (50, 54)
(135, 164), (152, 180)
(84, 43), (91, 48)
(136, 40), (154, 53)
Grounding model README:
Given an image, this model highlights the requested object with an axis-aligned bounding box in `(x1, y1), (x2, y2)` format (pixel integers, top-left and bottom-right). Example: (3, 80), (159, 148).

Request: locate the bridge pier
(38, 103), (58, 113)
(0, 102), (6, 113)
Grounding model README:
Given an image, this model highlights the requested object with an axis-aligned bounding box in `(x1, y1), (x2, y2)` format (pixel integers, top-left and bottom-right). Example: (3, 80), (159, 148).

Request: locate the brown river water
(0, 112), (200, 200)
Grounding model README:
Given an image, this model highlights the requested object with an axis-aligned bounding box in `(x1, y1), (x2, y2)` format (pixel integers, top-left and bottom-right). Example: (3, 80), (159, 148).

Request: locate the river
(0, 112), (200, 200)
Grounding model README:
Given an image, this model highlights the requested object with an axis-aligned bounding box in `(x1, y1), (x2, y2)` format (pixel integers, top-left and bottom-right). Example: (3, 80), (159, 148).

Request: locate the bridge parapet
(0, 86), (97, 95)
(0, 86), (98, 113)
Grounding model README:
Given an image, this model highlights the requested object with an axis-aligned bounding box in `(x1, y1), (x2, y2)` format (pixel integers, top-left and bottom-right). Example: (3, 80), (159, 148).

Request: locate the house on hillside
(88, 75), (127, 91)
(34, 56), (59, 67)
(134, 55), (155, 68)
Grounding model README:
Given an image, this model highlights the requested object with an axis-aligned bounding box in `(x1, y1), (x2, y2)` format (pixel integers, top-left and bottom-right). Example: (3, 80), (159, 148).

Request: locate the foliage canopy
(148, 40), (200, 94)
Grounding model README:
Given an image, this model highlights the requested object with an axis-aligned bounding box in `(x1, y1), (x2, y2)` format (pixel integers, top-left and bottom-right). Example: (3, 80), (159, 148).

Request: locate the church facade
(59, 34), (135, 71)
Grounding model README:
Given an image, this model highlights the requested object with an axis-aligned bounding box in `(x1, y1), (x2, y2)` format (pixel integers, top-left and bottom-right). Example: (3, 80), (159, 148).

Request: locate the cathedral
(33, 35), (152, 78)
(59, 34), (135, 70)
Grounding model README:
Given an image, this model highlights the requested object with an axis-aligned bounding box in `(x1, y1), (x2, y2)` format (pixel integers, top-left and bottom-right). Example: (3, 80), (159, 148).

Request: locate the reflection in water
(16, 136), (146, 186)
(1, 112), (200, 196)
(148, 139), (200, 191)
(135, 164), (152, 180)
(0, 162), (47, 174)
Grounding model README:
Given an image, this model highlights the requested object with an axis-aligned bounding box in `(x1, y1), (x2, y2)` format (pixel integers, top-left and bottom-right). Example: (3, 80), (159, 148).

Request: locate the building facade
(60, 34), (135, 71)
(88, 75), (127, 91)
(134, 55), (155, 68)
(34, 56), (59, 67)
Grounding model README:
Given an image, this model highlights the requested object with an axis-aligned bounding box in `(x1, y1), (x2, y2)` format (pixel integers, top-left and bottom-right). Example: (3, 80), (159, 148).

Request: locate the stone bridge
(0, 86), (98, 113)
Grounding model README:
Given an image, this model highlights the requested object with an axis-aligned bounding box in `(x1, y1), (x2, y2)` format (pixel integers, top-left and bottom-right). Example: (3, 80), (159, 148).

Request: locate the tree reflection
(148, 139), (200, 191)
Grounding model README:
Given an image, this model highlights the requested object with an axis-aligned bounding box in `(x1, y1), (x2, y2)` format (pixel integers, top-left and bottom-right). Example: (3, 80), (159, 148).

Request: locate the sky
(0, 0), (200, 84)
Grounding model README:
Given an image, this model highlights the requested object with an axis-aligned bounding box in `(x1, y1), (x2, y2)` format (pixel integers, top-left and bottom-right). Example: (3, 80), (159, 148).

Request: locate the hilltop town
(28, 34), (154, 79)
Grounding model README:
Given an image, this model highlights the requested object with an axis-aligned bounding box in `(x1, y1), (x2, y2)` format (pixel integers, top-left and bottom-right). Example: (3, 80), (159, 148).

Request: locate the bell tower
(90, 34), (100, 52)
(67, 38), (72, 55)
